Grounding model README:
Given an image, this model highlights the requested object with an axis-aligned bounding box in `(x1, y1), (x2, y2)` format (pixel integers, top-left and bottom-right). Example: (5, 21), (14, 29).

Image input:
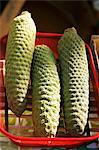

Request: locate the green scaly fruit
(58, 27), (89, 135)
(32, 45), (60, 137)
(5, 11), (36, 117)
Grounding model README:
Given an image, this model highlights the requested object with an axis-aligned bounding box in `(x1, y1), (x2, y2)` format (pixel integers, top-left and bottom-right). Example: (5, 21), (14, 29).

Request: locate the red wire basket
(0, 32), (99, 148)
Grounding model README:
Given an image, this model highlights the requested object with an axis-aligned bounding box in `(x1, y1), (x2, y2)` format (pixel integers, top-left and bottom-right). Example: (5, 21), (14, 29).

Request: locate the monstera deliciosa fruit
(5, 11), (36, 117)
(58, 28), (89, 135)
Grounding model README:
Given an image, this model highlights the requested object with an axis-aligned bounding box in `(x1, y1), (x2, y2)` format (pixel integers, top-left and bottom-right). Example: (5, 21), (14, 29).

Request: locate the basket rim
(0, 125), (99, 147)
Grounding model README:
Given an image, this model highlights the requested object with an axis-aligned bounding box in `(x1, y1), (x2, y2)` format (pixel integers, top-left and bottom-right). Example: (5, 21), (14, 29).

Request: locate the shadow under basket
(0, 32), (99, 148)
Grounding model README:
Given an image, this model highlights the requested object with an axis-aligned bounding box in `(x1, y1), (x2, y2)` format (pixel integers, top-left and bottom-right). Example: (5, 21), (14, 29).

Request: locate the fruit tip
(21, 11), (31, 17)
(64, 27), (77, 34)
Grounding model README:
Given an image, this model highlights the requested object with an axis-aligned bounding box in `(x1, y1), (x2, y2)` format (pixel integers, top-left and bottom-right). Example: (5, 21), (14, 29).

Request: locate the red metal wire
(85, 43), (99, 115)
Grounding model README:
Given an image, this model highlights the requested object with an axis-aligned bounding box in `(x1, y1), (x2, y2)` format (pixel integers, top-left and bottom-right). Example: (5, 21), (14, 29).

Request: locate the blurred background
(0, 0), (99, 42)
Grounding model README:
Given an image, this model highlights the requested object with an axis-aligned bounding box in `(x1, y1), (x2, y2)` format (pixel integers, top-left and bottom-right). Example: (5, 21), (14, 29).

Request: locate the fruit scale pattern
(5, 11), (36, 117)
(58, 28), (89, 135)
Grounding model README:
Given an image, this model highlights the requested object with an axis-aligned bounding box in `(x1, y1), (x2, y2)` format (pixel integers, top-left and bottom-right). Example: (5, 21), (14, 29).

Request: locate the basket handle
(85, 43), (99, 115)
